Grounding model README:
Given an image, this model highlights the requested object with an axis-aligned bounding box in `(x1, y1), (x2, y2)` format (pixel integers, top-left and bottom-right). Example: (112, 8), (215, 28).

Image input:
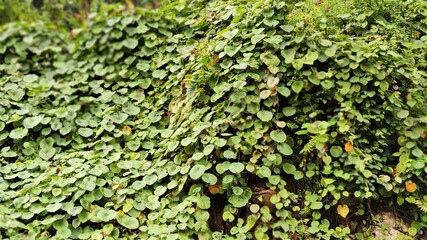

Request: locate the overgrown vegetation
(0, 0), (426, 239)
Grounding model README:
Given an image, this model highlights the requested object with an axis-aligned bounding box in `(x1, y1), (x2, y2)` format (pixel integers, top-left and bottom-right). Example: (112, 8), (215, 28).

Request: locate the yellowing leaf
(122, 126), (132, 134)
(208, 185), (220, 194)
(337, 204), (349, 218)
(406, 182), (417, 193)
(344, 141), (353, 152)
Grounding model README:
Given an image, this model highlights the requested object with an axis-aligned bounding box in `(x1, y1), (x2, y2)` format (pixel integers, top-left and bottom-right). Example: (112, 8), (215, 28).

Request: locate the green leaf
(260, 52), (280, 67)
(397, 110), (409, 119)
(189, 164), (206, 180)
(283, 163), (297, 174)
(281, 48), (296, 63)
(117, 214), (139, 229)
(324, 45), (337, 57)
(282, 107), (296, 117)
(229, 162), (245, 174)
(122, 103), (140, 115)
(270, 130), (286, 143)
(23, 74), (38, 83)
(9, 128), (28, 139)
(23, 116), (43, 129)
(257, 110), (273, 122)
(56, 229), (72, 239)
(330, 146), (343, 158)
(223, 150), (236, 159)
(203, 144), (215, 155)
(78, 128), (93, 137)
(229, 194), (249, 208)
(277, 143), (293, 156)
(222, 29), (239, 40)
(302, 51), (318, 65)
(257, 166), (271, 178)
(202, 173), (217, 184)
(291, 81), (304, 93)
(9, 89), (25, 101)
(53, 219), (68, 231)
(123, 38), (139, 49)
(111, 113), (128, 123)
(260, 90), (271, 99)
(224, 44), (242, 57)
(46, 203), (62, 212)
(295, 31), (305, 43)
(280, 24), (294, 32)
(310, 201), (323, 210)
(412, 148), (423, 158)
(413, 160), (425, 169)
(97, 209), (118, 221)
(153, 69), (167, 79)
(251, 34), (266, 45)
(277, 85), (291, 97)
(39, 147), (56, 160)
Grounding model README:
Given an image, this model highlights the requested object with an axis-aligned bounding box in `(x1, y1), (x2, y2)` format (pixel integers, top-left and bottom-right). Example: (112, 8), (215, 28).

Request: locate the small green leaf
(413, 160), (425, 169)
(223, 150), (236, 159)
(203, 144), (215, 155)
(111, 113), (128, 123)
(39, 147), (56, 160)
(270, 130), (286, 143)
(397, 110), (409, 119)
(23, 74), (39, 83)
(291, 81), (304, 93)
(302, 51), (318, 65)
(324, 45), (337, 57)
(202, 173), (218, 184)
(257, 166), (271, 178)
(9, 128), (28, 139)
(22, 116), (43, 128)
(412, 148), (423, 158)
(260, 90), (271, 99)
(46, 203), (62, 212)
(277, 85), (291, 97)
(260, 52), (280, 67)
(295, 31), (305, 43)
(330, 146), (343, 158)
(224, 44), (242, 57)
(310, 201), (323, 210)
(257, 110), (273, 122)
(277, 143), (293, 156)
(123, 38), (139, 49)
(229, 162), (245, 174)
(229, 194), (249, 208)
(283, 163), (297, 174)
(78, 128), (93, 137)
(122, 102), (140, 115)
(282, 107), (296, 117)
(222, 29), (239, 40)
(281, 48), (296, 63)
(189, 164), (206, 180)
(117, 214), (139, 229)
(251, 34), (266, 45)
(97, 209), (118, 221)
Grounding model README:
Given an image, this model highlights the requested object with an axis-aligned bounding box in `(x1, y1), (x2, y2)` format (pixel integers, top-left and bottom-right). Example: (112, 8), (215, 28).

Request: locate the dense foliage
(0, 0), (426, 239)
(0, 0), (161, 26)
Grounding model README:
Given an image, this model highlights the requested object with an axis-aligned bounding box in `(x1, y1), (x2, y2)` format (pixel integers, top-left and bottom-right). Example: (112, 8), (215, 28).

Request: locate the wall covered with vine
(0, 0), (426, 239)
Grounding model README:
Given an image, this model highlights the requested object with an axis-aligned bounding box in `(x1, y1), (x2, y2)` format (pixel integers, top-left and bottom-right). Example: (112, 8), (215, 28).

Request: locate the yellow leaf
(406, 182), (417, 193)
(89, 204), (96, 213)
(344, 141), (353, 152)
(122, 126), (132, 134)
(337, 204), (349, 218)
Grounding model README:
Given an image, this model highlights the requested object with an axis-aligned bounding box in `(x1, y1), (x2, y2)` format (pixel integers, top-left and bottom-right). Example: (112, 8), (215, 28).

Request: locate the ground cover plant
(0, 0), (426, 239)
